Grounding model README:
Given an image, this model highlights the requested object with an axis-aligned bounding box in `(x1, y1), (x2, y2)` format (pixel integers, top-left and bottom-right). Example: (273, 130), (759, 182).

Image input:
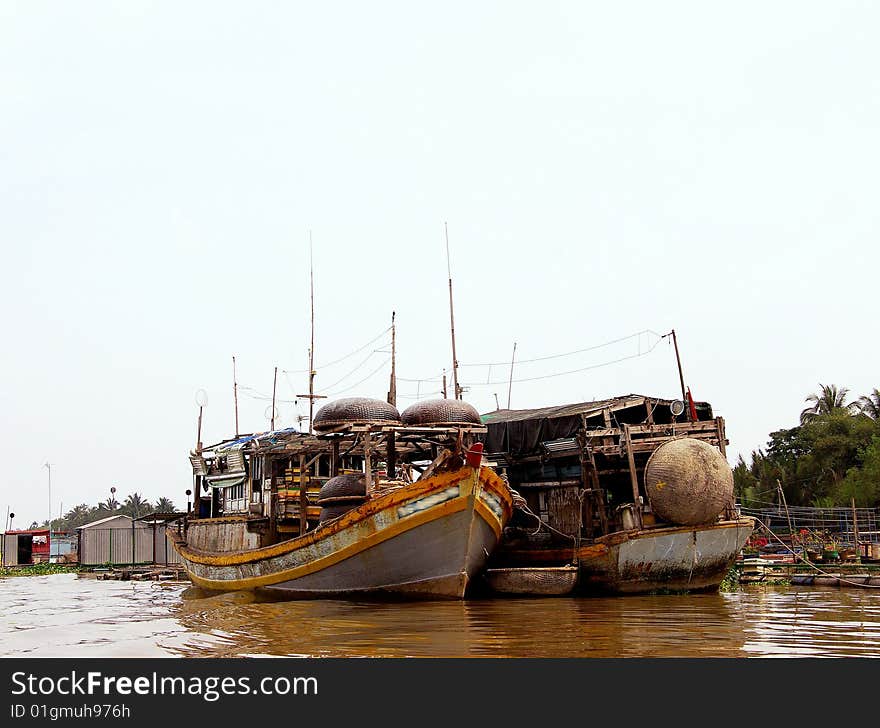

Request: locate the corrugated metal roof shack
(77, 514), (183, 566)
(2, 529), (50, 566)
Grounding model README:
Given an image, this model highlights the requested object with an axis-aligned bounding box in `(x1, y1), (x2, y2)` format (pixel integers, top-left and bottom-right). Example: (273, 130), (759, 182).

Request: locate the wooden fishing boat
(169, 399), (513, 599)
(481, 394), (755, 595)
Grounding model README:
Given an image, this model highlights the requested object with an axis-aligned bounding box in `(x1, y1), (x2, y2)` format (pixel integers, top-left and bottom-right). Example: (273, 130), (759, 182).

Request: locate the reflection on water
(2, 574), (880, 657)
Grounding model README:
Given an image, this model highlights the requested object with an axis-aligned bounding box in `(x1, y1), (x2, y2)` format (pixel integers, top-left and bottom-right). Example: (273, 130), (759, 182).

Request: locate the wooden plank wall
(547, 486), (581, 536)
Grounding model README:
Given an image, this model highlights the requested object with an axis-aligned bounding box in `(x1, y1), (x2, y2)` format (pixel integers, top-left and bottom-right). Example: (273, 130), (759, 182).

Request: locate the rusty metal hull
(168, 466), (512, 600)
(579, 518), (755, 594)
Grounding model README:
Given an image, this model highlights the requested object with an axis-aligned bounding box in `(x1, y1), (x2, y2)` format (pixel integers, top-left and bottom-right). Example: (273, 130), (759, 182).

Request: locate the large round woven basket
(400, 399), (482, 427)
(312, 397), (401, 431)
(316, 473), (365, 502)
(484, 566), (578, 596)
(317, 473), (367, 523)
(643, 437), (733, 526)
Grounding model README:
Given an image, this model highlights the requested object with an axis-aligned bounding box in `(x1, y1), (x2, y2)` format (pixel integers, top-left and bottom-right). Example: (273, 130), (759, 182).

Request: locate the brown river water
(2, 573), (880, 657)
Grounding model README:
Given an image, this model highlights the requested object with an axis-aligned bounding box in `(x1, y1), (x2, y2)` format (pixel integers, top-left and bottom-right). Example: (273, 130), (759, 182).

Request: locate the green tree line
(34, 493), (179, 532)
(734, 385), (880, 509)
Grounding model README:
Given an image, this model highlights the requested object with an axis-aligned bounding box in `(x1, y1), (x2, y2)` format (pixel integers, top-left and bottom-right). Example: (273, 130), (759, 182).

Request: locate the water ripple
(1, 575), (879, 657)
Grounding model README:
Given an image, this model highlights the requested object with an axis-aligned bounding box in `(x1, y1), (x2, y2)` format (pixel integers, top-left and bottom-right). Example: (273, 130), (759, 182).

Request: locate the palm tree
(121, 492), (152, 519)
(856, 388), (880, 420)
(800, 384), (855, 424)
(98, 497), (119, 512)
(154, 497), (176, 513)
(64, 504), (95, 529)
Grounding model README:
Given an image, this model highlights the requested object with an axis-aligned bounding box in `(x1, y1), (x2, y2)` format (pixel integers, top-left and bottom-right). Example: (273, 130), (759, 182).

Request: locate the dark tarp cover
(479, 394), (700, 457)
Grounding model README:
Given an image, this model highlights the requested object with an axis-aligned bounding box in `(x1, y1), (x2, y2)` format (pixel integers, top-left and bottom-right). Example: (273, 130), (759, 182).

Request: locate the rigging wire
(461, 336), (665, 386)
(395, 327), (666, 389)
(324, 357), (392, 396)
(281, 326), (392, 374)
(316, 348), (387, 392)
(237, 385), (297, 404)
(458, 329), (664, 368)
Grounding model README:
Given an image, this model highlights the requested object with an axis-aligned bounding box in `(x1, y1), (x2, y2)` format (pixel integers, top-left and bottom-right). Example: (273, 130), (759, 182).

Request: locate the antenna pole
(670, 329), (689, 419)
(196, 406), (203, 452)
(442, 369), (448, 399)
(44, 462), (51, 531)
(309, 232), (316, 433)
(295, 236), (328, 430)
(507, 342), (517, 409)
(494, 393), (500, 410)
(232, 355), (240, 437)
(271, 366), (278, 431)
(387, 311), (397, 407)
(445, 222), (461, 400)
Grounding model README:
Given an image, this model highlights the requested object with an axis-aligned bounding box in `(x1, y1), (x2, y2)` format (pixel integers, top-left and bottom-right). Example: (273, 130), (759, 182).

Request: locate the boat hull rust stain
(578, 518), (755, 593)
(168, 466), (512, 599)
(489, 518), (754, 594)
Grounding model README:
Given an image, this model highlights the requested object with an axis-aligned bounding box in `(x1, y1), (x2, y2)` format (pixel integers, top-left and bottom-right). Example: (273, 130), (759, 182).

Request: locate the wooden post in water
(776, 479), (794, 553)
(852, 497), (860, 559)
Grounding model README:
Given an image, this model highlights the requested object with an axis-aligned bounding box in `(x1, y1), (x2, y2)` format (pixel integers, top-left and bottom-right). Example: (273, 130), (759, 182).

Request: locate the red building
(1, 529), (50, 565)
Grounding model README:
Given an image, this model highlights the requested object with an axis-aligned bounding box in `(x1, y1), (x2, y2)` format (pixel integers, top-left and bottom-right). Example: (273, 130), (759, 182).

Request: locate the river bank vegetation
(734, 385), (880, 509)
(0, 563), (83, 578)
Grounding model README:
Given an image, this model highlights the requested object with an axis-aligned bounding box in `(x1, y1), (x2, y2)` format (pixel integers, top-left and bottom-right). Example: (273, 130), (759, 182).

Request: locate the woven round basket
(316, 473), (365, 503)
(400, 399), (482, 427)
(644, 437), (733, 526)
(317, 473), (367, 523)
(312, 397), (401, 432)
(319, 503), (359, 523)
(485, 566), (578, 595)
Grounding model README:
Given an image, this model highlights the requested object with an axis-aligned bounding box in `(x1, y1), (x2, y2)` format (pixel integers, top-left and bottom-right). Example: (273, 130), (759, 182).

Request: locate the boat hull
(168, 466), (511, 599)
(489, 517), (754, 595)
(578, 518), (755, 594)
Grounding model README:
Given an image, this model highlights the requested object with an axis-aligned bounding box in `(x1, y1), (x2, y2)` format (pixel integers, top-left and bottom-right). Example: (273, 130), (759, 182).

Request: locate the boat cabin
(480, 393), (733, 545)
(185, 421), (486, 553)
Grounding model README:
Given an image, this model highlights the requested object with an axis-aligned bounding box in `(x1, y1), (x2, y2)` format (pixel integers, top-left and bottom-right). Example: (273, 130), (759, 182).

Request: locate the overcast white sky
(2, 2), (878, 528)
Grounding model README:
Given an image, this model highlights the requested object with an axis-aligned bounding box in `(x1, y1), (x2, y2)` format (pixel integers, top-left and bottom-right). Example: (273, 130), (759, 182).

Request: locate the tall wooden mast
(445, 222), (461, 400)
(297, 232), (326, 431)
(232, 355), (239, 437)
(387, 311), (397, 407)
(309, 232), (316, 431)
(507, 342), (517, 409)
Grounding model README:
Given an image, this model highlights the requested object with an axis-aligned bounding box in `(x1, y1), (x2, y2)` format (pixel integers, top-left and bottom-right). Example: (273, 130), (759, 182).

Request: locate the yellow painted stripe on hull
(174, 467), (478, 567)
(185, 497), (470, 591)
(474, 499), (504, 540)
